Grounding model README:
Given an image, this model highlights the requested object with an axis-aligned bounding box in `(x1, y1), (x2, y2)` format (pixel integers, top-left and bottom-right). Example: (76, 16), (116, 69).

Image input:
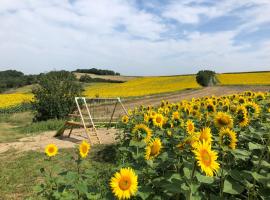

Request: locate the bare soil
(1, 85), (269, 154)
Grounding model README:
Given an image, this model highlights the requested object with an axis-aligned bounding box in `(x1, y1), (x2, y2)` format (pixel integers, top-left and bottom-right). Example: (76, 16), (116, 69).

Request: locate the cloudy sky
(0, 0), (270, 75)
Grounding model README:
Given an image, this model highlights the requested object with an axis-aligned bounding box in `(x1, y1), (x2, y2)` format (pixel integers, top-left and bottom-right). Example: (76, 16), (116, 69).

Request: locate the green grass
(0, 145), (117, 199)
(0, 112), (64, 143)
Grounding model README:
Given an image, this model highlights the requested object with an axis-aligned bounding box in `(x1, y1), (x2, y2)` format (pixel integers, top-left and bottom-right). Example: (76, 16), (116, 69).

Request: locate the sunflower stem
(191, 160), (196, 180)
(219, 151), (226, 198)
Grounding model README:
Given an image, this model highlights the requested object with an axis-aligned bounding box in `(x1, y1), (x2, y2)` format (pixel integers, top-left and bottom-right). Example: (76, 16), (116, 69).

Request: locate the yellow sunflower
(206, 102), (216, 113)
(186, 119), (195, 135)
(145, 138), (162, 160)
(214, 112), (233, 129)
(172, 111), (180, 121)
(244, 102), (260, 118)
(236, 106), (249, 127)
(199, 127), (212, 143)
(143, 114), (150, 123)
(79, 140), (91, 158)
(110, 167), (138, 200)
(193, 141), (220, 177)
(121, 115), (129, 124)
(45, 144), (58, 157)
(132, 124), (152, 143)
(219, 128), (237, 150)
(153, 113), (164, 128)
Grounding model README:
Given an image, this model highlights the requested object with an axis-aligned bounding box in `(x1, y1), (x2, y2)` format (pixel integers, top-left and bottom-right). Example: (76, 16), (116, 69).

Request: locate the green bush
(196, 70), (218, 87)
(32, 71), (83, 121)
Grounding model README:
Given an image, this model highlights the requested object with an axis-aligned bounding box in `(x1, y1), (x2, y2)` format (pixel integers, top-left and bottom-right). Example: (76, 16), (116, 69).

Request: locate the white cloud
(0, 0), (269, 75)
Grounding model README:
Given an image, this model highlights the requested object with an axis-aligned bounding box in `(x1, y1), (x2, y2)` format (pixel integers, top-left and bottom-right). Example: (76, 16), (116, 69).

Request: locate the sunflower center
(217, 117), (229, 125)
(81, 145), (88, 154)
(156, 117), (162, 123)
(188, 124), (194, 131)
(48, 147), (55, 154)
(200, 149), (211, 166)
(150, 143), (160, 156)
(119, 177), (131, 191)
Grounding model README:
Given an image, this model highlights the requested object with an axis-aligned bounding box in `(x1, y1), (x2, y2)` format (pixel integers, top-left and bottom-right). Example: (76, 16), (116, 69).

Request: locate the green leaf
(137, 186), (152, 200)
(75, 182), (88, 194)
(183, 167), (191, 177)
(248, 142), (265, 150)
(196, 173), (214, 184)
(223, 177), (244, 195)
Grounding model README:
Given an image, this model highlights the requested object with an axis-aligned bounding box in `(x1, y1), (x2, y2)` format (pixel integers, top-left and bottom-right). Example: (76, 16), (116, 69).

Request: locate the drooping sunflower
(214, 112), (233, 129)
(153, 113), (164, 128)
(186, 119), (195, 135)
(79, 140), (91, 158)
(45, 144), (58, 157)
(145, 138), (162, 160)
(199, 127), (212, 143)
(236, 106), (249, 127)
(132, 124), (152, 143)
(193, 141), (220, 177)
(121, 115), (129, 124)
(110, 167), (138, 200)
(219, 128), (237, 150)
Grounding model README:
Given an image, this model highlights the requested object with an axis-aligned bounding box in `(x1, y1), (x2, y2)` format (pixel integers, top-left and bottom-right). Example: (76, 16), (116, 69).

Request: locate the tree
(196, 70), (218, 87)
(32, 71), (83, 121)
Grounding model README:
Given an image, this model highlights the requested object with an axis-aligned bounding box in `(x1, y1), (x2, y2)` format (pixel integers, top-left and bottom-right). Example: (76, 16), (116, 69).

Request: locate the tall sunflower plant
(116, 91), (270, 200)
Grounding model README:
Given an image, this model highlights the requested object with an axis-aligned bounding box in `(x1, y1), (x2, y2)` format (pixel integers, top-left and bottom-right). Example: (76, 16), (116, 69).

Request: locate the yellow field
(217, 72), (270, 85)
(0, 93), (33, 109)
(83, 75), (200, 97)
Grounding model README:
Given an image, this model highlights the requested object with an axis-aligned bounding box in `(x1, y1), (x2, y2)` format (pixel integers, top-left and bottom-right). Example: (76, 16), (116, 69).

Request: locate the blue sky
(0, 0), (269, 75)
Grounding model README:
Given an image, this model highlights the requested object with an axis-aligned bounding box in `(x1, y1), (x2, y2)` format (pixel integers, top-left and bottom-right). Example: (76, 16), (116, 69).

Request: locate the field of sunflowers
(114, 91), (270, 199)
(35, 91), (270, 199)
(83, 72), (270, 98)
(0, 93), (33, 113)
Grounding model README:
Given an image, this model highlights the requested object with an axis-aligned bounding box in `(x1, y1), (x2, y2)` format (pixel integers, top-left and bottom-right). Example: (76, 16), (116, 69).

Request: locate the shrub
(196, 70), (218, 87)
(32, 71), (83, 121)
(79, 74), (124, 83)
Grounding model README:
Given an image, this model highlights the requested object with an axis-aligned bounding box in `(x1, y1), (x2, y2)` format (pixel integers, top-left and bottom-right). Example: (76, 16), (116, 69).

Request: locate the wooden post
(108, 101), (118, 129)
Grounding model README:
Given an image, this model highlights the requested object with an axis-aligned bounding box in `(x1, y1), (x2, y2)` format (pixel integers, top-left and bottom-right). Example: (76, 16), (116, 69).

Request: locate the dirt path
(0, 128), (118, 154)
(0, 85), (269, 154)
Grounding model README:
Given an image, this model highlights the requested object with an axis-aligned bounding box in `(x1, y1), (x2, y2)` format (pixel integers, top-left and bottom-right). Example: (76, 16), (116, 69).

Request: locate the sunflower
(110, 167), (138, 200)
(238, 96), (246, 104)
(193, 141), (220, 177)
(256, 92), (265, 101)
(149, 110), (157, 119)
(244, 102), (260, 118)
(122, 115), (129, 124)
(206, 102), (216, 113)
(145, 138), (162, 160)
(199, 127), (212, 143)
(172, 111), (180, 121)
(219, 128), (237, 150)
(143, 114), (149, 123)
(186, 119), (195, 135)
(214, 112), (233, 129)
(236, 106), (249, 127)
(45, 144), (58, 157)
(132, 124), (152, 143)
(153, 113), (164, 128)
(79, 140), (91, 158)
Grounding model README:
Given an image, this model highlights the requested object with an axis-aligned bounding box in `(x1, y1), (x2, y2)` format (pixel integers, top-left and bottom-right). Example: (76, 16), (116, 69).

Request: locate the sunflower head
(79, 140), (91, 158)
(172, 111), (180, 121)
(132, 124), (152, 143)
(199, 127), (212, 143)
(110, 167), (138, 200)
(236, 106), (249, 127)
(256, 92), (265, 101)
(153, 114), (164, 128)
(145, 138), (162, 160)
(122, 115), (129, 124)
(214, 112), (233, 129)
(45, 144), (58, 157)
(244, 102), (260, 118)
(193, 141), (220, 177)
(186, 119), (195, 135)
(219, 128), (237, 150)
(206, 102), (216, 113)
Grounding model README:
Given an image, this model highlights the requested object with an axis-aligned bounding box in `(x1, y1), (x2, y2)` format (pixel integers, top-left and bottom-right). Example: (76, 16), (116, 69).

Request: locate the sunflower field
(115, 91), (270, 199)
(0, 93), (33, 113)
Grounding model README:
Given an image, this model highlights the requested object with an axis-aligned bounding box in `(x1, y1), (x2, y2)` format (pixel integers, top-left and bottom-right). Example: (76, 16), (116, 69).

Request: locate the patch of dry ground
(0, 128), (118, 154)
(1, 85), (269, 154)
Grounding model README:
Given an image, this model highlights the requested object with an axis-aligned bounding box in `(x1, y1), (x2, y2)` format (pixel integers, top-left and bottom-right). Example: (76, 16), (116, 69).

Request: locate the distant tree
(79, 74), (124, 83)
(32, 71), (83, 121)
(75, 68), (120, 76)
(196, 70), (218, 87)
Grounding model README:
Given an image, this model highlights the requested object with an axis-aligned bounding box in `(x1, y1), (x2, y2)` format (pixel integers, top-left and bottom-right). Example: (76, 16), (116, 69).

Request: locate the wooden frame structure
(56, 97), (128, 145)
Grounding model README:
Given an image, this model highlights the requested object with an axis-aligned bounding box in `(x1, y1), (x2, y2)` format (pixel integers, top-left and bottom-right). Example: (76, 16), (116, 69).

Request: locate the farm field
(0, 86), (270, 199)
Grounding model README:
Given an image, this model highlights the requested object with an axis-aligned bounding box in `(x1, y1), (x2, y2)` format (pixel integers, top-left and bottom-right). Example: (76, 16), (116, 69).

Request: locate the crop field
(0, 93), (33, 112)
(84, 72), (270, 98)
